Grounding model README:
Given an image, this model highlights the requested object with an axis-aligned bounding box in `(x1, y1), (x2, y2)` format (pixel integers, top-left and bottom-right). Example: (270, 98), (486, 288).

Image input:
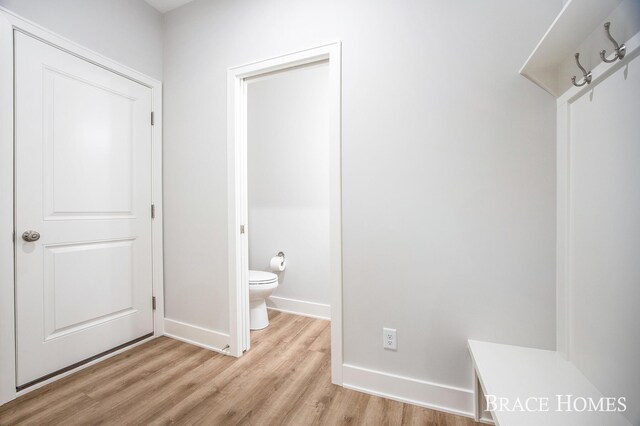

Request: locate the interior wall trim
(266, 296), (330, 320)
(555, 30), (640, 360)
(164, 318), (230, 353)
(342, 364), (484, 421)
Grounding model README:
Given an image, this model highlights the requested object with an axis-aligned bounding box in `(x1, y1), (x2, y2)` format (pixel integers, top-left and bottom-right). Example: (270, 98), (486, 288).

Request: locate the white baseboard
(266, 296), (330, 320)
(480, 415), (495, 424)
(163, 318), (230, 354)
(342, 364), (476, 419)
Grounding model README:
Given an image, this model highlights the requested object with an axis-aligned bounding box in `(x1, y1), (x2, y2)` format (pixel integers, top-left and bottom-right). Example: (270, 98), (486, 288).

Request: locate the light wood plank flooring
(0, 311), (481, 425)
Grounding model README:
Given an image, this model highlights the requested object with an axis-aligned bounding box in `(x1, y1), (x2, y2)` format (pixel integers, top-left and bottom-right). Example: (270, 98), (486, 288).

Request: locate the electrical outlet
(383, 328), (397, 350)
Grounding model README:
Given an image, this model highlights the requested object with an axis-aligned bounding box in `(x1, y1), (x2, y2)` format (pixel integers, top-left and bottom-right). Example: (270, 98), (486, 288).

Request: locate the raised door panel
(43, 68), (135, 220)
(43, 240), (136, 340)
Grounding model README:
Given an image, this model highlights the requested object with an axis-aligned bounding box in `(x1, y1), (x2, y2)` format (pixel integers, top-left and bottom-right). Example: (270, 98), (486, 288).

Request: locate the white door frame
(226, 42), (343, 384)
(0, 8), (164, 405)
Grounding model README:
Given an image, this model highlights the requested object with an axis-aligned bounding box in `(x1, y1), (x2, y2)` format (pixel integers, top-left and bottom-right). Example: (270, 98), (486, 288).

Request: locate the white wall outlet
(383, 328), (397, 350)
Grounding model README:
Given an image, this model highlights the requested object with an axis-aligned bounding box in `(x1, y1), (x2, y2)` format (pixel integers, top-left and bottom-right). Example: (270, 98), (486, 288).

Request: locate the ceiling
(144, 0), (195, 13)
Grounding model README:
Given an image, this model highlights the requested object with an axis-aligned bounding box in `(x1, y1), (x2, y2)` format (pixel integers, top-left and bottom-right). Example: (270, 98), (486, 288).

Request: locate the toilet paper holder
(276, 251), (285, 267)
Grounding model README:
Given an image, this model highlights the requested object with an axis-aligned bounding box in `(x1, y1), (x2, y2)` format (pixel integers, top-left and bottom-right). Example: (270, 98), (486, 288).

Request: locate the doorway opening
(226, 43), (342, 385)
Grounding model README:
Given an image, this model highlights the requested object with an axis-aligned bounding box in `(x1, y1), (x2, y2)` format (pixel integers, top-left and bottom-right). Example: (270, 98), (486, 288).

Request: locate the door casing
(0, 7), (164, 405)
(226, 42), (343, 385)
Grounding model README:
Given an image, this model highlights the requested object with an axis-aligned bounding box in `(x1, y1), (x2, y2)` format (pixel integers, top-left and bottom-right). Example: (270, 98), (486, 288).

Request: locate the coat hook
(571, 53), (592, 87)
(600, 22), (626, 63)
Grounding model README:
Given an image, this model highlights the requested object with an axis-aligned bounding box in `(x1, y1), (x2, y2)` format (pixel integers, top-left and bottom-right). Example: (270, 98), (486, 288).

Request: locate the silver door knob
(22, 231), (40, 242)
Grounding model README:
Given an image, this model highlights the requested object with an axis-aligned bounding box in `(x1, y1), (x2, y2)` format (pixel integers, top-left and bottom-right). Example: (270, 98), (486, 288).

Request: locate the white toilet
(248, 270), (279, 330)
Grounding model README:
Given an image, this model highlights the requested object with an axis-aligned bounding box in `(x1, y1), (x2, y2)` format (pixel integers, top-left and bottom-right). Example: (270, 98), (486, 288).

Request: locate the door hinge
(240, 225), (245, 234)
(152, 296), (156, 310)
(151, 204), (155, 219)
(151, 111), (155, 126)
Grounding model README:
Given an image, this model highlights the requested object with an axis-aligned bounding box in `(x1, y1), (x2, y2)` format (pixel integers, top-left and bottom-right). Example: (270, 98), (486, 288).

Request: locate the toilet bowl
(248, 270), (279, 330)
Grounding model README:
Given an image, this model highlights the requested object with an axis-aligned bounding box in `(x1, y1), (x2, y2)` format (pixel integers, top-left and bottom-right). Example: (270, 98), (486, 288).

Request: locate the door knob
(22, 231), (40, 242)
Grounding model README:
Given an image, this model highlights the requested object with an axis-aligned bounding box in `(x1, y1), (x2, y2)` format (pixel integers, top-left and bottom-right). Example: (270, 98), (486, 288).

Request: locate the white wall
(0, 0), (163, 80)
(247, 63), (331, 312)
(565, 52), (640, 425)
(162, 0), (560, 403)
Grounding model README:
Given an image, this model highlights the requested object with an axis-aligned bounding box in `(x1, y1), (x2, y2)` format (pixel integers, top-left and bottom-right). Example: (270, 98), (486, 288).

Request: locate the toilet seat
(249, 270), (278, 285)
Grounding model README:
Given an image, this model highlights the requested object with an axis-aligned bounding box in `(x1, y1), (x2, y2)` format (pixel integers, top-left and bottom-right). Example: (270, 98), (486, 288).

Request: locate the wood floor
(0, 311), (481, 425)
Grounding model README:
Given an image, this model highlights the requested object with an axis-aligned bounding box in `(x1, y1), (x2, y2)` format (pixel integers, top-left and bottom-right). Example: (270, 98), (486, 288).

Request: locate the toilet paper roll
(270, 256), (286, 272)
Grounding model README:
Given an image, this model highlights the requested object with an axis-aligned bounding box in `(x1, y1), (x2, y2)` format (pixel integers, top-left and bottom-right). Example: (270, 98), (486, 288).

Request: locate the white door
(14, 32), (154, 388)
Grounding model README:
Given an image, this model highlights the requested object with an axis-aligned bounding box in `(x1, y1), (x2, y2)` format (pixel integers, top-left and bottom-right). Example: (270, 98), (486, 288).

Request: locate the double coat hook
(600, 22), (626, 63)
(571, 53), (592, 87)
(570, 21), (627, 87)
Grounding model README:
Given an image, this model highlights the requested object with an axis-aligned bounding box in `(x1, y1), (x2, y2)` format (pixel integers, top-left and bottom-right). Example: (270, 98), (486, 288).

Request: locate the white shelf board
(468, 340), (630, 426)
(520, 0), (623, 96)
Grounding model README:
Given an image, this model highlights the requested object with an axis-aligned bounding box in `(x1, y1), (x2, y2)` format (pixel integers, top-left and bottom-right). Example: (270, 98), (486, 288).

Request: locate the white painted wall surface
(162, 0), (559, 393)
(567, 53), (640, 425)
(247, 63), (331, 308)
(0, 0), (163, 80)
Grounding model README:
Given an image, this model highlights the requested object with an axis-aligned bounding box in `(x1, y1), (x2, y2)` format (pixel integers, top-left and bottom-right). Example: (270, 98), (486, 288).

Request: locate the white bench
(468, 340), (630, 425)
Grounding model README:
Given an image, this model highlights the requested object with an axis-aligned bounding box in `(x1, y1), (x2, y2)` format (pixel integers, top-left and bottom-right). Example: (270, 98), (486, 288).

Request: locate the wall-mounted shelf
(520, 0), (623, 97)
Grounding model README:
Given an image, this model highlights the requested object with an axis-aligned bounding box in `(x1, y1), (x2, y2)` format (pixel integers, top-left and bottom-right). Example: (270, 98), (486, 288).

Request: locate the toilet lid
(249, 270), (278, 284)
